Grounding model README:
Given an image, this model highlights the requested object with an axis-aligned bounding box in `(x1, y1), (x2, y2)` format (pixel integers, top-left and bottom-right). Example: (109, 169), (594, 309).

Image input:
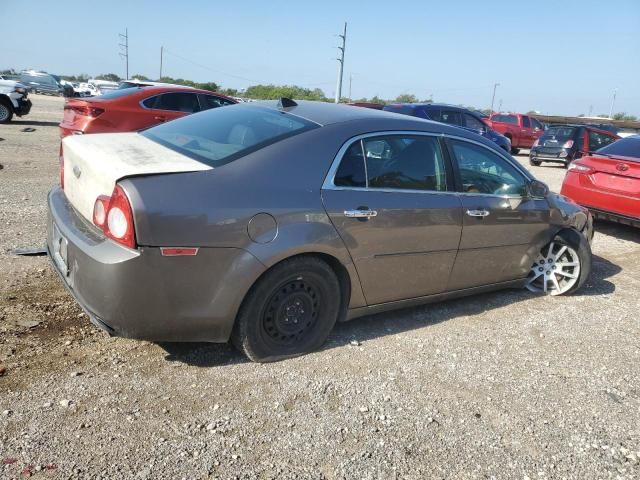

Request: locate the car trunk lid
(585, 154), (640, 194)
(62, 132), (212, 222)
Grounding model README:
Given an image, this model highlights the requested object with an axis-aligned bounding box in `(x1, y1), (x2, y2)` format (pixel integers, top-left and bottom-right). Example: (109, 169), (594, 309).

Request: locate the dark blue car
(383, 103), (511, 152)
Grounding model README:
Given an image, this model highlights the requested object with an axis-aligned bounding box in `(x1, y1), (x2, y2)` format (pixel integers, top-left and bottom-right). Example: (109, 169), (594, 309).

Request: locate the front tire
(232, 256), (342, 362)
(0, 100), (13, 123)
(529, 158), (541, 166)
(526, 229), (591, 296)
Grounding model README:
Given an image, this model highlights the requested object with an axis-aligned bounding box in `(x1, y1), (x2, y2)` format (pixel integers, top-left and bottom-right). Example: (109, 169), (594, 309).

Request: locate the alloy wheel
(527, 241), (581, 295)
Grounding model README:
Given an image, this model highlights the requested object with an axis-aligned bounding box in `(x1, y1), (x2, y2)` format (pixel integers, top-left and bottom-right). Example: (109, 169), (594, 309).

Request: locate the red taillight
(563, 139), (574, 148)
(93, 185), (136, 249)
(567, 162), (593, 174)
(59, 143), (64, 189)
(65, 104), (105, 117)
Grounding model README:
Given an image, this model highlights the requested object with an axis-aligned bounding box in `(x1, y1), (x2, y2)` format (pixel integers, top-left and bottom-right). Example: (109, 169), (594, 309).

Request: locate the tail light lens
(532, 139), (539, 148)
(568, 162), (593, 174)
(92, 185), (136, 249)
(64, 104), (105, 117)
(59, 143), (64, 189)
(563, 140), (574, 148)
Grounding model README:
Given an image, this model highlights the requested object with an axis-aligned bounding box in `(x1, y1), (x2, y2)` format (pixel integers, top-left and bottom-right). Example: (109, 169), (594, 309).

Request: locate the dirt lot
(1, 95), (639, 479)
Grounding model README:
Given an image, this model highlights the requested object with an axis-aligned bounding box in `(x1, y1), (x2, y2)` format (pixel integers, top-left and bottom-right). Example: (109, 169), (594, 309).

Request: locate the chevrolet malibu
(48, 100), (594, 362)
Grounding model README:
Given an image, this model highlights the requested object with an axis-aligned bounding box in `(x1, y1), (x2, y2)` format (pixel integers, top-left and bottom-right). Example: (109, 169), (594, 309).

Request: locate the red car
(485, 112), (545, 154)
(60, 86), (236, 137)
(561, 135), (640, 227)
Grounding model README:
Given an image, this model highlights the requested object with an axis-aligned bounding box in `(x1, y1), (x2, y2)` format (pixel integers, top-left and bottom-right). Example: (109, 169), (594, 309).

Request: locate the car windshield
(541, 126), (576, 141)
(596, 136), (640, 159)
(142, 104), (319, 167)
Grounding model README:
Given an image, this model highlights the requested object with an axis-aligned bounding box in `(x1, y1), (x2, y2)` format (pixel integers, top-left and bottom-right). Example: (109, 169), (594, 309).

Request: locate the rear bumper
(47, 187), (266, 342)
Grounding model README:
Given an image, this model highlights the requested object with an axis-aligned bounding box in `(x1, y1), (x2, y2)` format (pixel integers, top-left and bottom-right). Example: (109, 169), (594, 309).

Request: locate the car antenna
(277, 97), (297, 109)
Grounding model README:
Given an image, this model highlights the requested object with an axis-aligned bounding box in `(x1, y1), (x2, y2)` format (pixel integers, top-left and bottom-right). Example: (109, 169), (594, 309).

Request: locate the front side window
(143, 92), (200, 113)
(522, 116), (531, 128)
(464, 113), (485, 130)
(450, 140), (527, 196)
(531, 118), (544, 130)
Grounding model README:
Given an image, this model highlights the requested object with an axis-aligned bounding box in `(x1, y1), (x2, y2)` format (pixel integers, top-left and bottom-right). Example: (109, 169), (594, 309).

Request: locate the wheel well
(0, 94), (12, 106)
(504, 133), (512, 140)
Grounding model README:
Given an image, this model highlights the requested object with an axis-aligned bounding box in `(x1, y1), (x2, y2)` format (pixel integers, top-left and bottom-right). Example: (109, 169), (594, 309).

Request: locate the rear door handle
(344, 209), (378, 219)
(466, 209), (490, 218)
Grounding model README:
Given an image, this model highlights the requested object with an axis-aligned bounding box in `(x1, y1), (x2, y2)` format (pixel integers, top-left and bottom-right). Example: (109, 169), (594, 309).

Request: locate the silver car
(48, 99), (593, 362)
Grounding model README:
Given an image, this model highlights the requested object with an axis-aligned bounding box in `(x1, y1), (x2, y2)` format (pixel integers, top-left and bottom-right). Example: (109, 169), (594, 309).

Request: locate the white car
(0, 79), (32, 123)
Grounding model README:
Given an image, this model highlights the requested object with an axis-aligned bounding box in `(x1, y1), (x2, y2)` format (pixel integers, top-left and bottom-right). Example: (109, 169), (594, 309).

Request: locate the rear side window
(142, 105), (318, 168)
(589, 131), (615, 152)
(522, 116), (531, 128)
(143, 92), (200, 113)
(492, 114), (518, 125)
(531, 118), (544, 130)
(432, 110), (462, 126)
(334, 135), (447, 191)
(198, 94), (235, 111)
(596, 136), (640, 158)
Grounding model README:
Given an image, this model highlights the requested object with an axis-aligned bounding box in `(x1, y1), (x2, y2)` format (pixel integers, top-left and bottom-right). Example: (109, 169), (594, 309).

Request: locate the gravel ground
(1, 96), (639, 479)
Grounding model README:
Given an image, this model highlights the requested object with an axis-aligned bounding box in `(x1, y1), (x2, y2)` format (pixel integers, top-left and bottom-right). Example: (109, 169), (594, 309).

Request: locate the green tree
(395, 94), (419, 103)
(612, 112), (638, 121)
(95, 73), (121, 82)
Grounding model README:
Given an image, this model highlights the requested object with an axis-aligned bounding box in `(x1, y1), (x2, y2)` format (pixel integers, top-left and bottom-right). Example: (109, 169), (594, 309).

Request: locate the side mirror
(528, 179), (549, 198)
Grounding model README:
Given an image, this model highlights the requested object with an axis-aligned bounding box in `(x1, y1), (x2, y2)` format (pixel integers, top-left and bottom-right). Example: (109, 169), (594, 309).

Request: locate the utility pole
(348, 74), (352, 101)
(334, 22), (347, 104)
(159, 46), (163, 79)
(489, 82), (500, 114)
(608, 89), (617, 118)
(498, 98), (503, 112)
(119, 28), (129, 80)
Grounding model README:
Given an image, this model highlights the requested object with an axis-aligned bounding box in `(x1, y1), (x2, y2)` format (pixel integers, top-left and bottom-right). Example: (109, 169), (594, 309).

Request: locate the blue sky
(3, 0), (639, 116)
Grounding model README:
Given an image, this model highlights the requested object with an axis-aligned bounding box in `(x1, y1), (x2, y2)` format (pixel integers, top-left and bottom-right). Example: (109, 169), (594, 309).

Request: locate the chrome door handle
(344, 209), (378, 218)
(466, 209), (490, 217)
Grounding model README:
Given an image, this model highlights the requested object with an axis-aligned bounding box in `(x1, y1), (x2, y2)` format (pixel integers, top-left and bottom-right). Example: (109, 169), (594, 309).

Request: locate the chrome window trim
(322, 130), (532, 199)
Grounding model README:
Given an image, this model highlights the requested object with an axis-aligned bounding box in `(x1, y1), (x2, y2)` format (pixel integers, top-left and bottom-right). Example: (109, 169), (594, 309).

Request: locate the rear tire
(231, 256), (342, 362)
(511, 147), (520, 155)
(0, 99), (13, 123)
(529, 158), (541, 166)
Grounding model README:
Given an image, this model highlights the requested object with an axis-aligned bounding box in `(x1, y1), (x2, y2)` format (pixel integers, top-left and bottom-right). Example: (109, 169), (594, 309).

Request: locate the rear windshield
(142, 104), (319, 167)
(541, 126), (576, 141)
(596, 136), (640, 159)
(492, 114), (518, 125)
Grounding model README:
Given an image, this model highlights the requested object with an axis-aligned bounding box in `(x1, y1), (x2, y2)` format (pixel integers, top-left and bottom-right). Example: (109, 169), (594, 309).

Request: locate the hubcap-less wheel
(0, 104), (10, 122)
(262, 278), (320, 345)
(527, 241), (581, 295)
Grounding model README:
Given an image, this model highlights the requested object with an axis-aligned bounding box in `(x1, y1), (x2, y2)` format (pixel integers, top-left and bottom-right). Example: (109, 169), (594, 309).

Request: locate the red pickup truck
(485, 113), (545, 154)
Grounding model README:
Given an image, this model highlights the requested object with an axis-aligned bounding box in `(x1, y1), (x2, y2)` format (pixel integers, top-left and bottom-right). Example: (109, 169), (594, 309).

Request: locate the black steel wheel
(232, 256), (342, 362)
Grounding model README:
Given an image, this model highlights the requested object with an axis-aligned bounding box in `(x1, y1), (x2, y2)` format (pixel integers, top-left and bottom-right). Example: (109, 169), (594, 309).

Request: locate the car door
(141, 92), (200, 126)
(322, 133), (463, 305)
(520, 115), (535, 147)
(445, 137), (550, 290)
